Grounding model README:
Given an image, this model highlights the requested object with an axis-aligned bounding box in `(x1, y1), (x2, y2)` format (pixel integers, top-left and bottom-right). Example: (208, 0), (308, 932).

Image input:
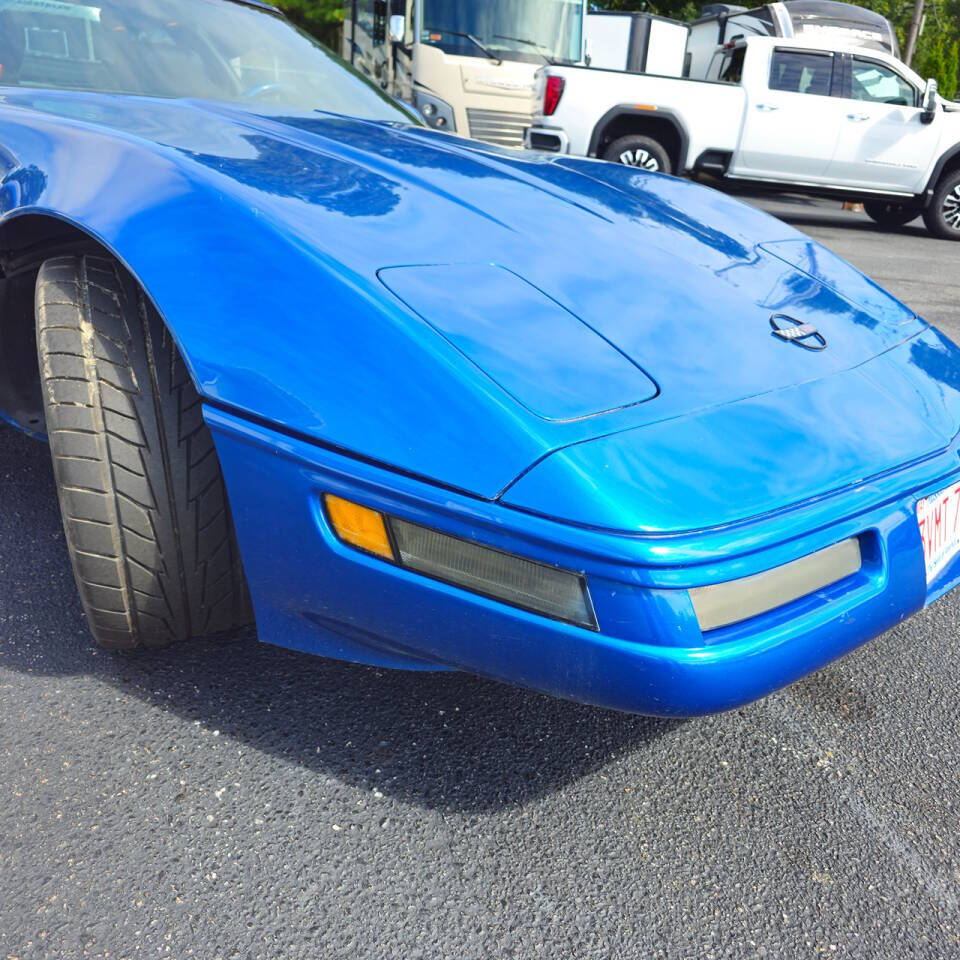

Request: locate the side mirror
(389, 14), (406, 44)
(921, 78), (938, 124)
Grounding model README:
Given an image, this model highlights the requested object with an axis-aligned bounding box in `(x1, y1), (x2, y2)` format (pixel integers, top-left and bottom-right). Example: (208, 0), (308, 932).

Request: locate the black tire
(863, 200), (920, 229)
(36, 254), (251, 650)
(602, 135), (672, 175)
(922, 169), (960, 240)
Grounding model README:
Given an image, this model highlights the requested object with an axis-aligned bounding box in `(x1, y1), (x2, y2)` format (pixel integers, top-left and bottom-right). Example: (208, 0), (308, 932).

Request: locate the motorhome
(342, 0), (587, 147)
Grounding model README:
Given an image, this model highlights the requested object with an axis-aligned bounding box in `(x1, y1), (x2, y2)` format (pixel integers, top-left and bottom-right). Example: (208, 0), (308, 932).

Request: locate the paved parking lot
(1, 197), (959, 959)
(748, 194), (960, 343)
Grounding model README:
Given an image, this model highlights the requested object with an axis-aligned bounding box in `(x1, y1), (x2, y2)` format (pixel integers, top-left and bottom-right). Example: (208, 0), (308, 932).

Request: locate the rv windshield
(0, 0), (417, 121)
(422, 0), (583, 64)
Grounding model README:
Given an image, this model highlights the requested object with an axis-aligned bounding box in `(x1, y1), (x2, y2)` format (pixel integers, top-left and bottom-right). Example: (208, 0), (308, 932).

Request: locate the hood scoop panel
(379, 264), (658, 422)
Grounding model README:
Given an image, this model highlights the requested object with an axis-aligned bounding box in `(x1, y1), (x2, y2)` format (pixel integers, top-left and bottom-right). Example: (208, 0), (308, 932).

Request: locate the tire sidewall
(602, 136), (672, 175)
(925, 171), (960, 241)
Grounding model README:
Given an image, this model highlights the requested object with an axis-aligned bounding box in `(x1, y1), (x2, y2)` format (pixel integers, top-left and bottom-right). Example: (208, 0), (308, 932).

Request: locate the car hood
(180, 106), (922, 410)
(190, 106), (922, 410)
(13, 94), (921, 413)
(502, 328), (960, 535)
(0, 94), (937, 504)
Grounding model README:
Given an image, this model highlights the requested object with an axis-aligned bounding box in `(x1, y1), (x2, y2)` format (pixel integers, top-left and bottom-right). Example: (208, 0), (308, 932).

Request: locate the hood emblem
(769, 314), (827, 351)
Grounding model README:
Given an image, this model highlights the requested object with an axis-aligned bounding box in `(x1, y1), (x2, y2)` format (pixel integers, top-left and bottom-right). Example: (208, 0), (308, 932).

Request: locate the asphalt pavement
(2, 197), (960, 959)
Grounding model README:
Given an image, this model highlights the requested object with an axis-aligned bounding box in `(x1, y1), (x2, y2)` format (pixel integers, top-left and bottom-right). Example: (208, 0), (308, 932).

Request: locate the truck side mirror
(389, 14), (406, 44)
(921, 78), (938, 124)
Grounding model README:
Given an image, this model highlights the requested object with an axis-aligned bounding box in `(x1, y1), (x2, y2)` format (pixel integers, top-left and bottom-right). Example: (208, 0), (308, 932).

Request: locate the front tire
(36, 255), (251, 649)
(863, 200), (920, 229)
(602, 135), (672, 175)
(922, 170), (960, 240)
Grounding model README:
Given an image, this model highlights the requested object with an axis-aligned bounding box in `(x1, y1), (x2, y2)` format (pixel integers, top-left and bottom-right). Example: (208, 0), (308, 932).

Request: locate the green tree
(274, 0), (344, 48)
(913, 28), (959, 98)
(916, 33), (948, 85)
(947, 39), (960, 99)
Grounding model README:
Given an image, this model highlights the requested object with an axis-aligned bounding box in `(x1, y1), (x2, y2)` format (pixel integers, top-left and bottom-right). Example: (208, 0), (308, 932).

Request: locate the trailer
(686, 1), (899, 77)
(584, 11), (690, 76)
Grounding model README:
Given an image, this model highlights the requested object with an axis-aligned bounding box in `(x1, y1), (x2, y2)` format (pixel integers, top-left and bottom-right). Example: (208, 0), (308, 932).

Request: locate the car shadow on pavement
(0, 424), (678, 813)
(767, 211), (929, 238)
(715, 185), (932, 238)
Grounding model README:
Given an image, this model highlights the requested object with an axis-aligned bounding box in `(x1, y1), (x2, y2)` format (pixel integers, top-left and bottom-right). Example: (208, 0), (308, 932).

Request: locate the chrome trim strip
(723, 174), (915, 198)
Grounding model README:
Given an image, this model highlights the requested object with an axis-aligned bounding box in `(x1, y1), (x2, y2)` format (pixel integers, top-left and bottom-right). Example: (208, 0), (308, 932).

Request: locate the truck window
(851, 58), (916, 107)
(768, 50), (834, 96)
(718, 46), (746, 83)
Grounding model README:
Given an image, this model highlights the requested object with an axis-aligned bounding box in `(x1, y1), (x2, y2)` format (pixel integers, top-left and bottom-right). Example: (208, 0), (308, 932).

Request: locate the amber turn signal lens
(324, 495), (395, 561)
(324, 494), (597, 630)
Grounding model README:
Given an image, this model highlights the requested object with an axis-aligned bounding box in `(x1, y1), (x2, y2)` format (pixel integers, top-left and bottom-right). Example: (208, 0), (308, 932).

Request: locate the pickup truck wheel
(602, 136), (672, 174)
(923, 171), (960, 240)
(863, 200), (920, 229)
(36, 255), (252, 650)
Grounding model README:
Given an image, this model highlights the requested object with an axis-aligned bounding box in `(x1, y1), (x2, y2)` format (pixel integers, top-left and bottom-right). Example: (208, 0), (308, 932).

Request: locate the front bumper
(207, 406), (959, 717)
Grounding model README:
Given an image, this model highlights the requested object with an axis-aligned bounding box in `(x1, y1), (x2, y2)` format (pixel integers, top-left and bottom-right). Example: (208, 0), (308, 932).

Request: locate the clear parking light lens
(689, 537), (862, 633)
(390, 518), (597, 630)
(323, 495), (596, 630)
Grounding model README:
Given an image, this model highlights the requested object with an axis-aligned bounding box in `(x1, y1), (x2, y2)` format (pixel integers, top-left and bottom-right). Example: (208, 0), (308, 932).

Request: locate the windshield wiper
(492, 34), (556, 65)
(425, 28), (502, 64)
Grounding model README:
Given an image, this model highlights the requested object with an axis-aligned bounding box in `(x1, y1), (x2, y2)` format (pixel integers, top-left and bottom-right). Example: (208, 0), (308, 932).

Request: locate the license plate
(917, 480), (960, 583)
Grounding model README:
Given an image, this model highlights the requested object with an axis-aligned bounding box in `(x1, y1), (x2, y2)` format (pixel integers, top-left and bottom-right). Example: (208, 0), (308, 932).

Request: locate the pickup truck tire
(863, 200), (920, 229)
(602, 135), (672, 174)
(923, 170), (960, 240)
(36, 254), (252, 650)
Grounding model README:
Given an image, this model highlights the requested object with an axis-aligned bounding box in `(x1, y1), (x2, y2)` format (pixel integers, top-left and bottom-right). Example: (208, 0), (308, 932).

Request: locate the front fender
(0, 101), (548, 498)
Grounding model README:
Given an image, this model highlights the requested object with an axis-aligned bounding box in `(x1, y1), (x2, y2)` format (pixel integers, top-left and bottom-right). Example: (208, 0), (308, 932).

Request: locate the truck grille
(466, 108), (531, 148)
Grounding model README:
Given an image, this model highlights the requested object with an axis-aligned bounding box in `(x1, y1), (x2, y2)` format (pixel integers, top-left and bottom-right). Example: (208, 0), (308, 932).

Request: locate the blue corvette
(1, 0), (959, 717)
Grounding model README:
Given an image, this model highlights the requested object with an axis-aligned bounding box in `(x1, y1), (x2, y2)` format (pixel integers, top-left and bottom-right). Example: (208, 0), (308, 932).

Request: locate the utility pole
(904, 0), (924, 66)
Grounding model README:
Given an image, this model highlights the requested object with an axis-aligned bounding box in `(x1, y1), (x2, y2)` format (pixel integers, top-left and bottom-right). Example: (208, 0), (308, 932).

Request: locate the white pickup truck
(525, 36), (960, 239)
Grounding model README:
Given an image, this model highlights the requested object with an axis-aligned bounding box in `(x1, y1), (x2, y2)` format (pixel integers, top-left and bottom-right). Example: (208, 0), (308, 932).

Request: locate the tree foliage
(915, 32), (959, 99)
(274, 0), (343, 48)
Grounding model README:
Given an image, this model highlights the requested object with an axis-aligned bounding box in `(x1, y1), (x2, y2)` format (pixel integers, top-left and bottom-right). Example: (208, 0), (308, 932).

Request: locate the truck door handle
(755, 103), (779, 111)
(847, 113), (869, 121)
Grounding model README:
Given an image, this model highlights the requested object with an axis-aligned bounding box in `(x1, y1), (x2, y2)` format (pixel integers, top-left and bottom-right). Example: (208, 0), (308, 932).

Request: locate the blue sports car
(1, 0), (959, 717)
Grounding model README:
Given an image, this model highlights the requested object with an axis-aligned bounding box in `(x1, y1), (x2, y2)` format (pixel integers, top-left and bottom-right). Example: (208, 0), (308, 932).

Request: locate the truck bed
(533, 64), (746, 168)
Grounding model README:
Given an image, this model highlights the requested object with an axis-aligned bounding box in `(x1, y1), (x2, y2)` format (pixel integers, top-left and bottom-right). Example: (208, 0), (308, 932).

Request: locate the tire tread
(36, 255), (251, 649)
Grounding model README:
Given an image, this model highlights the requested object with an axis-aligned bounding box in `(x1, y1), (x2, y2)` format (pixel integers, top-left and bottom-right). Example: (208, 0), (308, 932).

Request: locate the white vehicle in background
(525, 36), (960, 239)
(583, 0), (898, 80)
(584, 11), (689, 76)
(343, 0), (586, 148)
(686, 0), (899, 78)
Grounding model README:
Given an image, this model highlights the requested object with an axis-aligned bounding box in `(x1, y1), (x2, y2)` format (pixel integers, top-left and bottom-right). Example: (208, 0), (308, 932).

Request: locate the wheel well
(939, 152), (960, 183)
(592, 113), (685, 169)
(0, 214), (112, 434)
(925, 148), (960, 205)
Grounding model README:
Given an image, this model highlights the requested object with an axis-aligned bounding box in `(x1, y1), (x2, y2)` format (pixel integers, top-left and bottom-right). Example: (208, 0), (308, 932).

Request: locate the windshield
(422, 0), (583, 64)
(0, 0), (417, 121)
